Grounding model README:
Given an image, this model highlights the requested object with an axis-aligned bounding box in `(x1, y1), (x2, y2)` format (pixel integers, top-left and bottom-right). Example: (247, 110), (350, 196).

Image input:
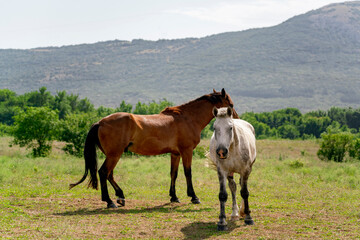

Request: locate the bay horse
(70, 89), (239, 208)
(208, 107), (256, 230)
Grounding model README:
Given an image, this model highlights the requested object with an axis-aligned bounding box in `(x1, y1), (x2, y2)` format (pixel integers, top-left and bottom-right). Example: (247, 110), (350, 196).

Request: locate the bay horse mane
(161, 92), (225, 115)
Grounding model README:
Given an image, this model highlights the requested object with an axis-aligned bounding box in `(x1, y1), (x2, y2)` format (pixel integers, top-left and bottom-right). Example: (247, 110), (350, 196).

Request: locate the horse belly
(228, 151), (253, 175)
(126, 115), (179, 155)
(128, 136), (177, 155)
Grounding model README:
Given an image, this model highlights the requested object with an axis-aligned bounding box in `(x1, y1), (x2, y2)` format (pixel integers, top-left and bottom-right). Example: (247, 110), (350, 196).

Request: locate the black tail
(69, 123), (100, 190)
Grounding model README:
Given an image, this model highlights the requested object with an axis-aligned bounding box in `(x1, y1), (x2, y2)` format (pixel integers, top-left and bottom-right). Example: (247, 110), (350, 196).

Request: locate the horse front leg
(227, 174), (240, 220)
(181, 149), (200, 204)
(217, 167), (228, 231)
(240, 175), (254, 225)
(169, 153), (180, 203)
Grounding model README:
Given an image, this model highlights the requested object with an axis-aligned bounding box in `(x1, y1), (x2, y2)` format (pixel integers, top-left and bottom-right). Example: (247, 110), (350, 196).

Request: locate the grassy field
(0, 137), (359, 239)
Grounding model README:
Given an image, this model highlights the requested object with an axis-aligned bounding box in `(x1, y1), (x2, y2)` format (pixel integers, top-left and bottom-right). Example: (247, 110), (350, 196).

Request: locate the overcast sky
(0, 0), (346, 49)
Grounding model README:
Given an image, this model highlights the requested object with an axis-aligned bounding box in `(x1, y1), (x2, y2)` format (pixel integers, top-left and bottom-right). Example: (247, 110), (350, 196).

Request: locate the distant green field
(0, 137), (359, 239)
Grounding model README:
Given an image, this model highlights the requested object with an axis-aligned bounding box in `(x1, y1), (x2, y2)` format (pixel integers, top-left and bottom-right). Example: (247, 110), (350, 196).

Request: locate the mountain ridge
(0, 1), (359, 113)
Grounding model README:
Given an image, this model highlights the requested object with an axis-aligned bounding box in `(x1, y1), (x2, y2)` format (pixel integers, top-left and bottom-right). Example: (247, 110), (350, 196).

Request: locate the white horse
(208, 107), (256, 231)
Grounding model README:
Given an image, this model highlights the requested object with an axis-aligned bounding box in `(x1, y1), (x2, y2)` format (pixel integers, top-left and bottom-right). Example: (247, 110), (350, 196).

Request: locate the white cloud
(0, 0), (347, 48)
(169, 0), (345, 30)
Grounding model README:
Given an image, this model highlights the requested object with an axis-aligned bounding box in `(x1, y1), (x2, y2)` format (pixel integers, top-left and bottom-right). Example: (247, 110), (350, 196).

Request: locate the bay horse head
(211, 89), (239, 119)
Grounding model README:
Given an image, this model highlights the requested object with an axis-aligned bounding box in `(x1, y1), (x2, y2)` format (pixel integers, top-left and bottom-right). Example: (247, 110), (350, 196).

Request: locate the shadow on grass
(181, 221), (239, 239)
(54, 202), (212, 216)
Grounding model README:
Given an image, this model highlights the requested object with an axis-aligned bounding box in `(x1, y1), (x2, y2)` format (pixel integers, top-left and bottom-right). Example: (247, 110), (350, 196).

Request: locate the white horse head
(212, 106), (234, 159)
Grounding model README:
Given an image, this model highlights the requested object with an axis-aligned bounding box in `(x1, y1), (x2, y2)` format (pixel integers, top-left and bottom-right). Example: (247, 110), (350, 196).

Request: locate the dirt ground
(3, 194), (359, 240)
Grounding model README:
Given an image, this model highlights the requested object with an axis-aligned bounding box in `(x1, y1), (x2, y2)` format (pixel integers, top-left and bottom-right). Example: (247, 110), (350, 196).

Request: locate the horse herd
(70, 88), (256, 231)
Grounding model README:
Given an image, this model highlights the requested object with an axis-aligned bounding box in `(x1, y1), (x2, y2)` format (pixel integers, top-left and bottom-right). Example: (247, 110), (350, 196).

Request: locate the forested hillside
(0, 1), (360, 112)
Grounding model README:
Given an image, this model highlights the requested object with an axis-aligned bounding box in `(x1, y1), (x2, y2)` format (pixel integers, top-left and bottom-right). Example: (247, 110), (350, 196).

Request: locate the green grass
(0, 138), (359, 239)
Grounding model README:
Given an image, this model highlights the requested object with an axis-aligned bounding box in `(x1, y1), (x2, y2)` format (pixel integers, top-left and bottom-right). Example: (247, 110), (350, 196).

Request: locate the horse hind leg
(108, 170), (125, 206)
(181, 149), (200, 204)
(227, 174), (240, 221)
(98, 155), (121, 208)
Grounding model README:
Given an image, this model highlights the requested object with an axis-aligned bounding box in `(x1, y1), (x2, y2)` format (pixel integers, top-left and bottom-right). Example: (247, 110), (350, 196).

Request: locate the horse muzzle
(216, 147), (228, 159)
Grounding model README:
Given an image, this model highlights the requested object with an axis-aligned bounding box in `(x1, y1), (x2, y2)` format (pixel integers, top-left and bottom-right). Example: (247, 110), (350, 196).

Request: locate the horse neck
(180, 99), (214, 129)
(231, 124), (240, 148)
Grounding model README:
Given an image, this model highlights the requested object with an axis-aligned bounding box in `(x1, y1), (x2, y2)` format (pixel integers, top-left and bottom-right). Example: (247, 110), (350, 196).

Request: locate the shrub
(288, 160), (304, 168)
(193, 145), (207, 158)
(317, 131), (353, 162)
(0, 123), (11, 136)
(11, 107), (59, 157)
(58, 113), (99, 157)
(201, 122), (213, 139)
(348, 138), (360, 160)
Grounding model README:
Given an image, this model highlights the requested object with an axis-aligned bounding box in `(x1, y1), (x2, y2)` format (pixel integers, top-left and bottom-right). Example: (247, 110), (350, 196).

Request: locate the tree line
(0, 87), (359, 161)
(241, 107), (360, 139)
(241, 108), (360, 162)
(0, 87), (173, 157)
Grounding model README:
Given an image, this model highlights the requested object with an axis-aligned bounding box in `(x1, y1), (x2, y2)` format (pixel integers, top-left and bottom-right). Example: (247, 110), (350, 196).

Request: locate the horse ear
(213, 107), (218, 117)
(213, 89), (217, 93)
(227, 106), (233, 117)
(221, 88), (226, 97)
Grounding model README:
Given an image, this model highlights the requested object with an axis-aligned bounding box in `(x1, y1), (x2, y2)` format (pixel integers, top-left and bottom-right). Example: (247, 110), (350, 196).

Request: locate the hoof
(107, 202), (118, 208)
(170, 197), (180, 203)
(217, 224), (228, 231)
(191, 197), (201, 204)
(117, 198), (125, 207)
(231, 215), (240, 221)
(244, 218), (254, 225)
